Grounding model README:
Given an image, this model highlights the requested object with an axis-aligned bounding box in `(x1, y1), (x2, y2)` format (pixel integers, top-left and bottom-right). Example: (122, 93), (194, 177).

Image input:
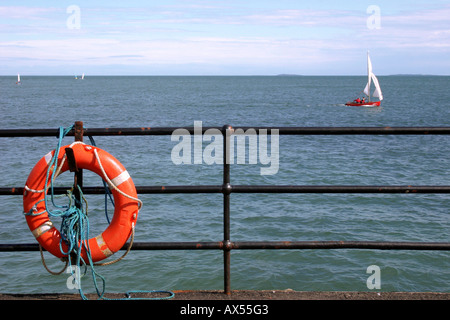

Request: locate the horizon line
(1, 73), (448, 77)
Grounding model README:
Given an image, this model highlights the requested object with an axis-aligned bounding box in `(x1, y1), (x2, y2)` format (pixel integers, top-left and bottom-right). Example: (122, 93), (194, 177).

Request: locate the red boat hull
(345, 101), (381, 107)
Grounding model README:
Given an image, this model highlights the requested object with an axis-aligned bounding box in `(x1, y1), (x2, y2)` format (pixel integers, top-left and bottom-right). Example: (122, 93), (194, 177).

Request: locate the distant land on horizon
(275, 73), (445, 77)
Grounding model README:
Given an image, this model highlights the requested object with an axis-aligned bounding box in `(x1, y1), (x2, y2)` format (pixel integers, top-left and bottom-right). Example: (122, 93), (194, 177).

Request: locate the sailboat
(346, 52), (383, 107)
(16, 73), (21, 85)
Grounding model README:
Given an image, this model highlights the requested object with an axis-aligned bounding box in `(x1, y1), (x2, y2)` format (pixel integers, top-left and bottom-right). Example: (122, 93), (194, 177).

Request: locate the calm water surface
(0, 75), (448, 294)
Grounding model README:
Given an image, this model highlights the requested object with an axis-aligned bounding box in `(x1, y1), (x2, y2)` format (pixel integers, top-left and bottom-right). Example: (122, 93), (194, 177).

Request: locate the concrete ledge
(1, 290), (449, 300)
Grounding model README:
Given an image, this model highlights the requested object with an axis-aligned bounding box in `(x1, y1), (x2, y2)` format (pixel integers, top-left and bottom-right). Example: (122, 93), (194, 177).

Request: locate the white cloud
(0, 6), (59, 19)
(1, 3), (449, 75)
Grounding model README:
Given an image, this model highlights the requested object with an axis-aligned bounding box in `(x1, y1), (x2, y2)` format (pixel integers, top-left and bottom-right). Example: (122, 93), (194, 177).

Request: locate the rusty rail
(1, 122), (449, 295)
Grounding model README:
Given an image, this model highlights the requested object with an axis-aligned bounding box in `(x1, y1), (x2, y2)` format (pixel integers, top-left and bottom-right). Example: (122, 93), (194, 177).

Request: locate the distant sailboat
(75, 73), (85, 80)
(16, 73), (21, 85)
(346, 52), (383, 107)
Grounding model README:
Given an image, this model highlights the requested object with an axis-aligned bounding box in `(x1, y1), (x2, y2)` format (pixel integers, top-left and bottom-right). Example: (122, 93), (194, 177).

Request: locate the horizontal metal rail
(2, 185), (450, 196)
(1, 123), (449, 295)
(1, 241), (449, 252)
(1, 126), (450, 137)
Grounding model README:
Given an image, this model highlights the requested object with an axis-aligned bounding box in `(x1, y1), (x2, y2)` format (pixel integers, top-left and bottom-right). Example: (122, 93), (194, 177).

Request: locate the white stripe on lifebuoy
(44, 151), (53, 165)
(32, 221), (54, 238)
(110, 170), (130, 188)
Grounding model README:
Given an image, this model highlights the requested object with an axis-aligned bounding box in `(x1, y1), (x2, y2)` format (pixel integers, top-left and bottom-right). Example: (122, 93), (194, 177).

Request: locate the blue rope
(26, 125), (174, 300)
(88, 135), (114, 224)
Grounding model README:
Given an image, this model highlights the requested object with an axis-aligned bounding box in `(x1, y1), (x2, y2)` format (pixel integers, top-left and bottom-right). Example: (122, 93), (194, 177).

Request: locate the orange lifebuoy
(23, 143), (140, 263)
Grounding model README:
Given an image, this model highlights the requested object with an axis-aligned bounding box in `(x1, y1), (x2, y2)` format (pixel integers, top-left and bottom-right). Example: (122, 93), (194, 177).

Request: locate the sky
(1, 0), (449, 76)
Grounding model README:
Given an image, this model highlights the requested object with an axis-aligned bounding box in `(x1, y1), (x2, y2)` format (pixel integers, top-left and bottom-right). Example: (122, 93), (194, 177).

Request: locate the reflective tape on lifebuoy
(23, 143), (140, 263)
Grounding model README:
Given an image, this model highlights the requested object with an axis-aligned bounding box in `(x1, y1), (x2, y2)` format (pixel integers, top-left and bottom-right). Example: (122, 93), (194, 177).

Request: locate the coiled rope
(24, 125), (174, 300)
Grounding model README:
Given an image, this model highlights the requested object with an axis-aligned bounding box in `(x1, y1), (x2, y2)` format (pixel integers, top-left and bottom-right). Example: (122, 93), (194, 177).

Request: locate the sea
(0, 75), (448, 295)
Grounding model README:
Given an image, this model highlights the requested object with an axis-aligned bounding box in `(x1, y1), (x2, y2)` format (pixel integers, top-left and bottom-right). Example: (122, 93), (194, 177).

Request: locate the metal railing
(1, 121), (449, 295)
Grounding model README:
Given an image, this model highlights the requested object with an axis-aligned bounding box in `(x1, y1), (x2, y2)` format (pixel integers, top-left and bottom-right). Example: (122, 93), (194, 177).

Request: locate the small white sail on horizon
(16, 73), (21, 84)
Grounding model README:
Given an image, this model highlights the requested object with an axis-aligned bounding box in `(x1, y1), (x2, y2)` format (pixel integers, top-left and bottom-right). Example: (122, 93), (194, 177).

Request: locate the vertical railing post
(74, 121), (83, 203)
(222, 125), (233, 295)
(65, 121), (84, 263)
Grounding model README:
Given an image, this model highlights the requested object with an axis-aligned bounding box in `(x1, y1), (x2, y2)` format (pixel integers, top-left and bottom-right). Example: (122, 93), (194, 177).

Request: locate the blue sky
(1, 0), (449, 75)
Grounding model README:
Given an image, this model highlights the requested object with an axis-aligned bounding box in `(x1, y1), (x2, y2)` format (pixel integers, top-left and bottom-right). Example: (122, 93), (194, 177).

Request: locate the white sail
(363, 82), (370, 96)
(367, 52), (372, 85)
(371, 73), (383, 100)
(363, 52), (382, 101)
(363, 73), (383, 100)
(17, 74), (20, 82)
(81, 73), (84, 80)
(367, 54), (373, 73)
